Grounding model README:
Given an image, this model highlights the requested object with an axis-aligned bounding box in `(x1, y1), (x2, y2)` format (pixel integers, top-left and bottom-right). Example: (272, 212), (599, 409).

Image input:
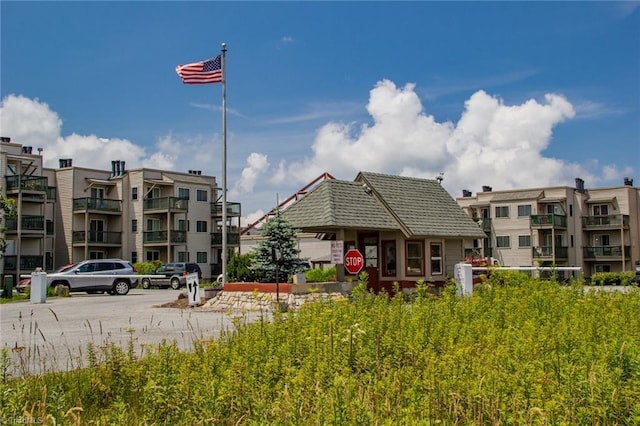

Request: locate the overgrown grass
(1, 274), (640, 424)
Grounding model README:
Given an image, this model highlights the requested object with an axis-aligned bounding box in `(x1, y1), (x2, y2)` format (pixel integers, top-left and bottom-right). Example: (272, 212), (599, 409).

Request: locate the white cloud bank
(1, 82), (633, 223)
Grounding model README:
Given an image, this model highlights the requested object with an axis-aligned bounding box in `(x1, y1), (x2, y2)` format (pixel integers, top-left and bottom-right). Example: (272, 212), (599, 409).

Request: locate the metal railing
(5, 215), (45, 231)
(3, 255), (44, 271)
(211, 231), (240, 246)
(583, 246), (631, 259)
(530, 214), (567, 228)
(582, 214), (629, 228)
(143, 197), (188, 212)
(73, 197), (122, 212)
(5, 175), (48, 192)
(211, 202), (241, 217)
(532, 246), (569, 259)
(72, 230), (122, 244)
(143, 230), (187, 243)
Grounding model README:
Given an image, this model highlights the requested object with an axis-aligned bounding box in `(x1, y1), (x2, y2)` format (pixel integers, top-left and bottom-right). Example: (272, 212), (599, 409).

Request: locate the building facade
(1, 138), (240, 282)
(456, 178), (640, 279)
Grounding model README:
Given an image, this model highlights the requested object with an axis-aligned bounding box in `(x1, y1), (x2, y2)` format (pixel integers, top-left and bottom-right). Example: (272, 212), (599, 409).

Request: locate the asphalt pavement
(0, 289), (268, 377)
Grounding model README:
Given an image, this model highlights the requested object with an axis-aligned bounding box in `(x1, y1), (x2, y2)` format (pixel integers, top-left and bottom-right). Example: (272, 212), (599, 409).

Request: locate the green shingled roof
(357, 172), (486, 238)
(282, 171), (486, 239)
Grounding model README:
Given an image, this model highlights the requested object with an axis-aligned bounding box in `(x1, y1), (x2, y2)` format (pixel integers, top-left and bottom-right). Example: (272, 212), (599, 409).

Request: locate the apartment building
(1, 138), (241, 282)
(456, 178), (640, 279)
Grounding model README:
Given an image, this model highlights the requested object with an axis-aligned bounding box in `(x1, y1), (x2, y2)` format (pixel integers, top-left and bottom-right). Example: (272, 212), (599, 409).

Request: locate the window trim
(495, 206), (510, 218)
(196, 251), (207, 263)
(430, 242), (443, 276)
(518, 235), (531, 248)
(177, 187), (190, 200)
(196, 220), (208, 233)
(405, 240), (424, 277)
(496, 235), (511, 248)
(196, 189), (208, 202)
(517, 204), (532, 217)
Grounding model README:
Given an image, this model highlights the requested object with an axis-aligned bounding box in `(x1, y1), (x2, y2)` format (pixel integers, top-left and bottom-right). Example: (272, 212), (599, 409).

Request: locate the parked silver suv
(47, 259), (139, 295)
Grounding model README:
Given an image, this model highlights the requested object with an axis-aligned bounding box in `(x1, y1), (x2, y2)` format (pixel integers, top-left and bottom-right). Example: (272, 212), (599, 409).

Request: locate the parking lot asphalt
(0, 289), (268, 377)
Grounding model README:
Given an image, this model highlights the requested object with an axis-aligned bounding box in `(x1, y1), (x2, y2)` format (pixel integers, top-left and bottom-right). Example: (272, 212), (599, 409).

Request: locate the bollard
(1, 275), (14, 298)
(30, 271), (47, 303)
(454, 263), (473, 297)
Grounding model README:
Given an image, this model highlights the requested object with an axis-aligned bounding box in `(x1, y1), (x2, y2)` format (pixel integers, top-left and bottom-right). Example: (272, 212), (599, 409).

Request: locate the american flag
(175, 55), (222, 84)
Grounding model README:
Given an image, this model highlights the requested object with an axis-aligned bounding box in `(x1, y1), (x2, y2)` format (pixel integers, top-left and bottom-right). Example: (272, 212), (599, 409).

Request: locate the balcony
(211, 202), (241, 217)
(211, 230), (241, 247)
(5, 215), (45, 233)
(46, 186), (57, 201)
(5, 175), (48, 192)
(533, 246), (569, 259)
(3, 255), (44, 271)
(73, 197), (122, 213)
(530, 214), (567, 229)
(143, 230), (187, 244)
(72, 230), (122, 245)
(143, 197), (188, 213)
(583, 246), (631, 260)
(582, 215), (629, 230)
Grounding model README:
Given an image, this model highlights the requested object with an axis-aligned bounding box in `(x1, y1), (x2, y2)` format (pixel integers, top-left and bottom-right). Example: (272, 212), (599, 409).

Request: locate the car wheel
(142, 278), (151, 289)
(113, 280), (130, 296)
(170, 277), (180, 290)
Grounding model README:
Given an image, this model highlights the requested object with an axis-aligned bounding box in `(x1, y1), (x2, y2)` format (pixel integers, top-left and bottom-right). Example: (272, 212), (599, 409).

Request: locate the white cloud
(231, 152), (269, 197)
(265, 80), (607, 198)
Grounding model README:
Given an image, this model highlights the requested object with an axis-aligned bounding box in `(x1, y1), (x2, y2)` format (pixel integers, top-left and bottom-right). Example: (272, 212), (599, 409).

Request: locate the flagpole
(221, 42), (228, 286)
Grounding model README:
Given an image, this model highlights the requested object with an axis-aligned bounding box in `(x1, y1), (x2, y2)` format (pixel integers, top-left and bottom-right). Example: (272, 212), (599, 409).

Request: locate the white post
(30, 271), (47, 303)
(454, 263), (473, 297)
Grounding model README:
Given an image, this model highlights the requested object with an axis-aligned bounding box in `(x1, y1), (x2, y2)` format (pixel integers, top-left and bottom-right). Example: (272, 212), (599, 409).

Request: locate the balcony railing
(3, 255), (44, 271)
(72, 230), (122, 244)
(143, 230), (187, 244)
(211, 231), (240, 246)
(73, 197), (122, 213)
(143, 197), (188, 212)
(211, 202), (241, 217)
(582, 214), (629, 229)
(533, 246), (569, 259)
(5, 215), (45, 232)
(5, 175), (48, 192)
(583, 246), (631, 259)
(530, 214), (567, 228)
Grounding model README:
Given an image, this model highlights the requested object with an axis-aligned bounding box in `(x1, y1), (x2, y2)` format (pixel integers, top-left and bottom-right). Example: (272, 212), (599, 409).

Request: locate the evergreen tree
(251, 211), (309, 282)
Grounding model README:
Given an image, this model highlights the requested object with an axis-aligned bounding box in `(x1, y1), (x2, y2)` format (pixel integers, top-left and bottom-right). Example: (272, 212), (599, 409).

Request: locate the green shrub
(591, 271), (636, 286)
(305, 266), (336, 282)
(134, 260), (162, 275)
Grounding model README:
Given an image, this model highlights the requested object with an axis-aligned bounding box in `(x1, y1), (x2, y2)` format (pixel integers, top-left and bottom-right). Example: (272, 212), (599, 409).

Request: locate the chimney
(0, 136), (11, 143)
(197, 170), (201, 175)
(462, 189), (472, 197)
(188, 170), (193, 174)
(111, 161), (117, 176)
(120, 160), (126, 174)
(22, 146), (33, 154)
(575, 177), (585, 193)
(59, 158), (72, 168)
(482, 185), (492, 192)
(624, 177), (634, 186)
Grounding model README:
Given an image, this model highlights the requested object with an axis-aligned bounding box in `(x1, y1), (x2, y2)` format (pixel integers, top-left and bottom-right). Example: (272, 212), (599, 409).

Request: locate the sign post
(344, 249), (364, 275)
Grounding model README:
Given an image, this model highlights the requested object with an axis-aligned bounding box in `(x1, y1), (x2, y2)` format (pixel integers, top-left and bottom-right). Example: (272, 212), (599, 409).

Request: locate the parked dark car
(635, 260), (640, 284)
(141, 262), (202, 290)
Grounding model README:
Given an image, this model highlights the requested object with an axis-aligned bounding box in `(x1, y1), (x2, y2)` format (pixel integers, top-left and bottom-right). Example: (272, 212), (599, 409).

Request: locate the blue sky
(1, 1), (639, 224)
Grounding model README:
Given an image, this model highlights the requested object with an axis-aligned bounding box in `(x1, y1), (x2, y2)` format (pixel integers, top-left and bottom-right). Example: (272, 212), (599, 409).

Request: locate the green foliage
(591, 271), (637, 286)
(134, 260), (163, 275)
(0, 189), (17, 256)
(2, 277), (640, 424)
(250, 210), (309, 282)
(305, 266), (336, 283)
(227, 252), (256, 282)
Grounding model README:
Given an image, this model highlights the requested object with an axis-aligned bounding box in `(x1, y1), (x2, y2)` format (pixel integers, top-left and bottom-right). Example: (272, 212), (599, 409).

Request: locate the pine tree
(251, 211), (309, 282)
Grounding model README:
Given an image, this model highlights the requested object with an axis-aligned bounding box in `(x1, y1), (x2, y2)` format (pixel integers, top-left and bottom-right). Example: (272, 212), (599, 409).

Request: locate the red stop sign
(344, 249), (364, 274)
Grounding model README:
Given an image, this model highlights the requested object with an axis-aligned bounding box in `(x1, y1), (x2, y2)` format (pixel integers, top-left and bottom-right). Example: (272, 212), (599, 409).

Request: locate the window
(89, 251), (105, 260)
(90, 187), (105, 200)
(146, 250), (160, 261)
(197, 252), (207, 263)
(430, 243), (443, 275)
(177, 251), (187, 262)
(178, 187), (190, 200)
(496, 236), (510, 248)
(594, 234), (610, 246)
(197, 189), (208, 202)
(595, 264), (611, 273)
(593, 204), (609, 216)
(495, 206), (509, 218)
(132, 187), (138, 200)
(178, 219), (188, 232)
(382, 241), (396, 276)
(517, 205), (532, 217)
(570, 235), (574, 248)
(131, 251), (138, 264)
(569, 204), (573, 217)
(196, 220), (208, 233)
(405, 241), (424, 276)
(518, 235), (531, 248)
(132, 219), (138, 233)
